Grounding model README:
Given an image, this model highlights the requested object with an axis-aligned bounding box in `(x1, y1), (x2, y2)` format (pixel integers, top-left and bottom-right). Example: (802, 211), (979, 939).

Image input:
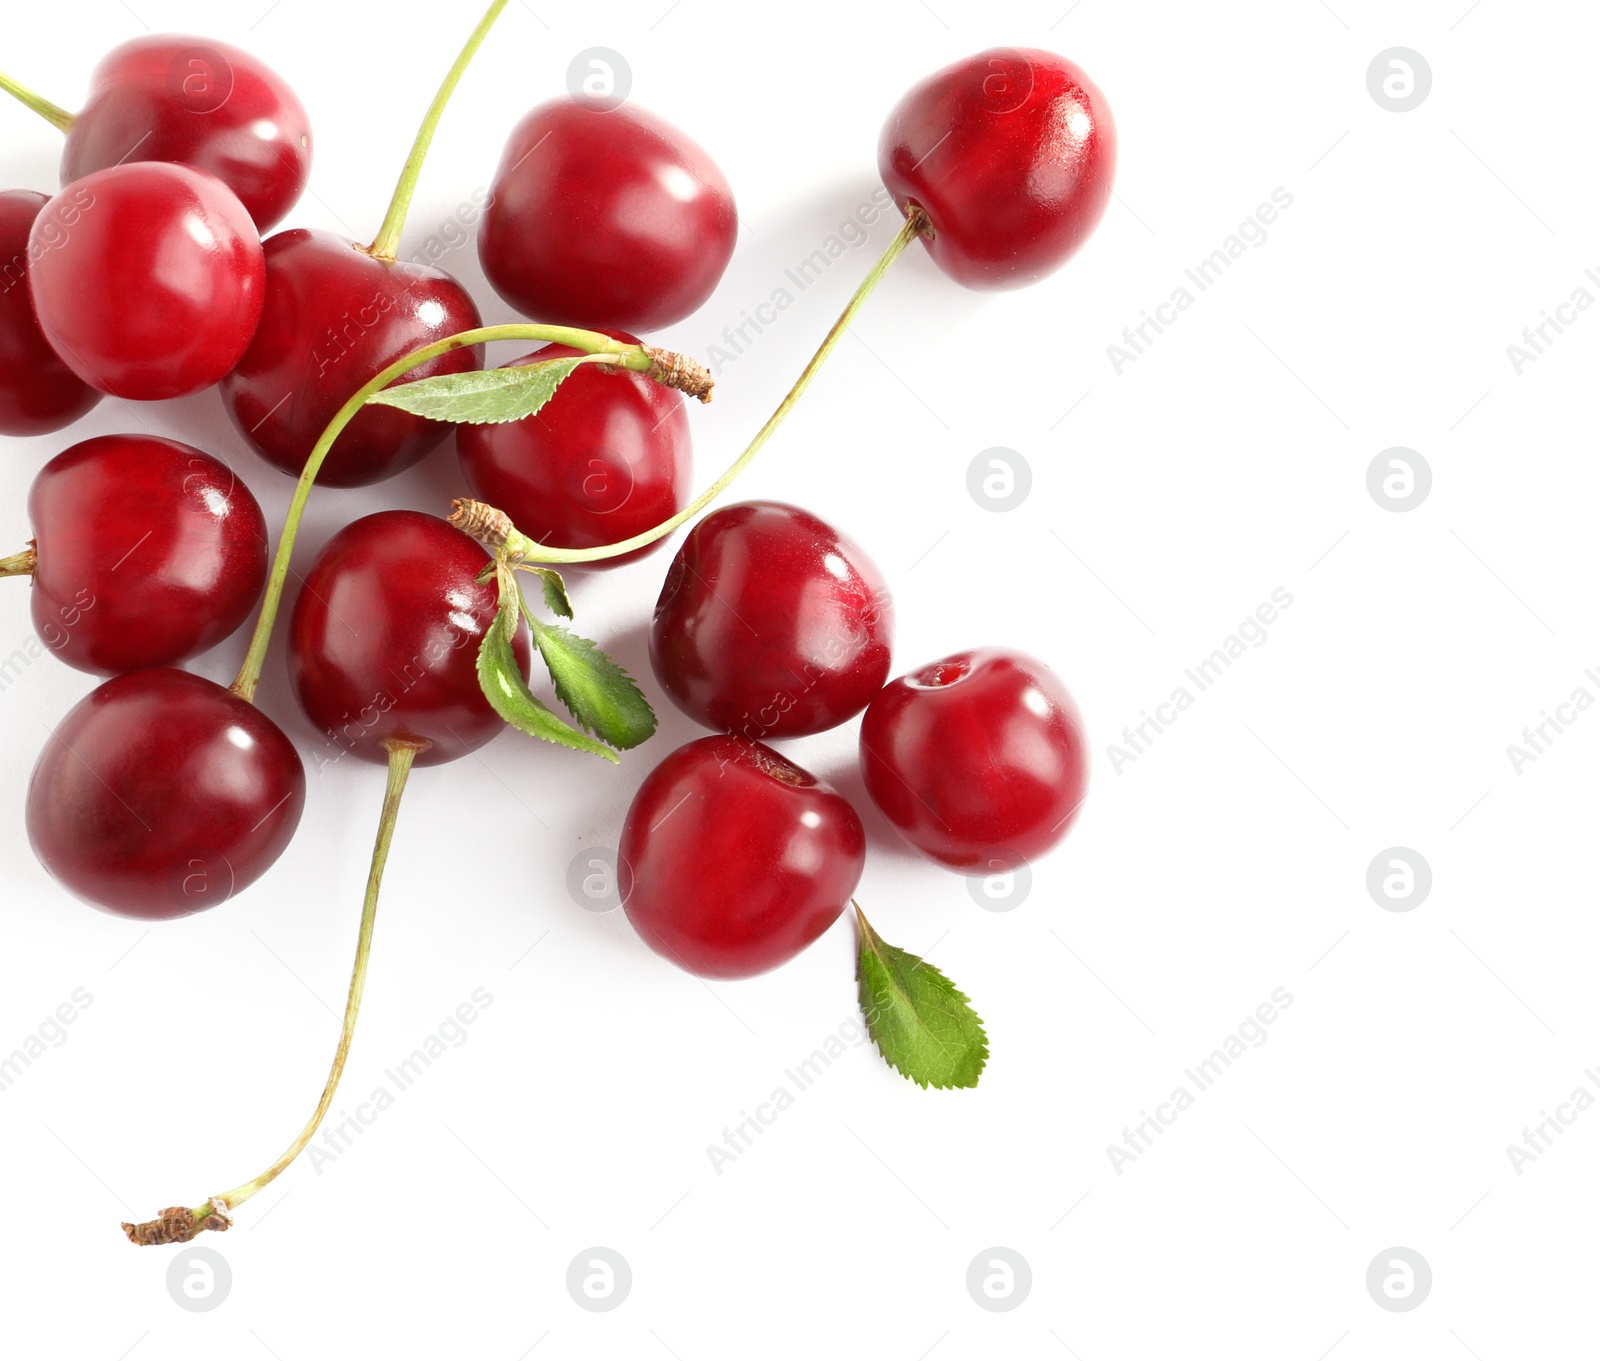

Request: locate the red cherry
(221, 229), (483, 487)
(288, 510), (529, 767)
(26, 669), (305, 918)
(22, 435), (267, 676)
(879, 48), (1116, 289)
(0, 190), (101, 435)
(620, 735), (866, 979)
(649, 501), (893, 739)
(456, 333), (691, 567)
(60, 35), (312, 232)
(479, 100), (738, 333)
(859, 648), (1088, 870)
(27, 163), (265, 401)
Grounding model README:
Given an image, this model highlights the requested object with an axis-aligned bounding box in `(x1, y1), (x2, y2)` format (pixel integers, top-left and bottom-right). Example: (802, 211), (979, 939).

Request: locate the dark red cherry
(27, 163), (264, 401)
(879, 48), (1116, 289)
(60, 35), (312, 232)
(0, 190), (101, 435)
(479, 99), (738, 333)
(649, 501), (893, 740)
(221, 229), (483, 487)
(288, 510), (529, 767)
(20, 435), (267, 676)
(455, 332), (691, 567)
(859, 648), (1088, 870)
(27, 669), (305, 919)
(620, 735), (866, 979)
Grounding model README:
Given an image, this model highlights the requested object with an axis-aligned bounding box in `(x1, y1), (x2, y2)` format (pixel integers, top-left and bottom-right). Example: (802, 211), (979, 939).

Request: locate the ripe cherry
(27, 163), (265, 401)
(26, 669), (305, 919)
(6, 435), (267, 676)
(620, 735), (866, 979)
(0, 190), (101, 435)
(479, 99), (738, 333)
(859, 648), (1088, 871)
(221, 230), (482, 487)
(650, 501), (893, 739)
(56, 36), (312, 232)
(288, 509), (529, 766)
(879, 48), (1116, 289)
(456, 332), (692, 567)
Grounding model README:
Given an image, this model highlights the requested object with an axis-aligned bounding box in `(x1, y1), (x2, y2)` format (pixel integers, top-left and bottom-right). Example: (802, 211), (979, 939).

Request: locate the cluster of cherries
(0, 13), (1114, 1245)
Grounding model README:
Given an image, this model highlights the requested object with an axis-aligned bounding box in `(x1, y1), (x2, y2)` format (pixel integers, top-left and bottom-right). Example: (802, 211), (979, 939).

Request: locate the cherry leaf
(520, 565), (574, 619)
(856, 907), (988, 1089)
(528, 618), (657, 750)
(365, 356), (589, 425)
(478, 592), (618, 762)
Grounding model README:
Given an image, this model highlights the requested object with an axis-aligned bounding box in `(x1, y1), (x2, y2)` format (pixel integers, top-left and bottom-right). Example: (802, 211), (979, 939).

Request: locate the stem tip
(644, 347), (714, 403)
(122, 1202), (231, 1246)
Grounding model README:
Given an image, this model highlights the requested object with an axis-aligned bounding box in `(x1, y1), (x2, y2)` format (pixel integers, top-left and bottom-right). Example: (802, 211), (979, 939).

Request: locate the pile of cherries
(0, 17), (1113, 1244)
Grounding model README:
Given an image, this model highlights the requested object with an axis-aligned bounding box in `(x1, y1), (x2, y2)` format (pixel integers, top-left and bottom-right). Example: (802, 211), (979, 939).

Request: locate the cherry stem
(227, 325), (683, 705)
(365, 0), (510, 262)
(0, 69), (74, 133)
(122, 738), (426, 1246)
(0, 546), (36, 577)
(472, 206), (930, 566)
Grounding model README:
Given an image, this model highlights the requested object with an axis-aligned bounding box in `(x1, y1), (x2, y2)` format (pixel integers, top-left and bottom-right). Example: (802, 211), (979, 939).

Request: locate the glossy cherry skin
(222, 230), (483, 487)
(879, 48), (1116, 289)
(479, 100), (738, 332)
(859, 649), (1088, 871)
(620, 735), (866, 979)
(25, 435), (267, 676)
(456, 333), (691, 568)
(0, 191), (101, 435)
(289, 510), (530, 768)
(650, 502), (893, 740)
(27, 163), (264, 401)
(27, 669), (305, 918)
(61, 35), (312, 232)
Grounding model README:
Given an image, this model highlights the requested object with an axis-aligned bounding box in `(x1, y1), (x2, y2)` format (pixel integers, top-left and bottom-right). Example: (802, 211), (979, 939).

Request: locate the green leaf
(528, 617), (657, 750)
(366, 356), (589, 425)
(520, 565), (573, 619)
(477, 588), (619, 763)
(856, 907), (988, 1090)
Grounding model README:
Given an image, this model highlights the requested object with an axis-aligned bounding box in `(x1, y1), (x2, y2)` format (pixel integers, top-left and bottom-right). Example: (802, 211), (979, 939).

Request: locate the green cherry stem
(227, 326), (696, 705)
(122, 737), (427, 1246)
(0, 68), (75, 132)
(459, 206), (930, 566)
(0, 546), (37, 577)
(365, 0), (510, 262)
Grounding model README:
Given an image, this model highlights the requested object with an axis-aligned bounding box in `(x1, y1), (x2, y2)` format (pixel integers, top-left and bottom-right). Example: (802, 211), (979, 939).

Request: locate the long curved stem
(366, 0), (509, 261)
(493, 207), (928, 565)
(227, 324), (649, 704)
(122, 738), (426, 1246)
(0, 69), (74, 132)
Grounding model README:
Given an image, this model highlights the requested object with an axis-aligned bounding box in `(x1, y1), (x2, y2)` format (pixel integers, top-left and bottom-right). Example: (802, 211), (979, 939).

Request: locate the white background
(1, 0), (1595, 1356)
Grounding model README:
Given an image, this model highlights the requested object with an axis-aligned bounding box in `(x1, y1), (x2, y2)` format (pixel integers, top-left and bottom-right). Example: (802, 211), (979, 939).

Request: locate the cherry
(27, 163), (264, 401)
(26, 668), (305, 919)
(218, 0), (515, 487)
(879, 48), (1116, 289)
(620, 735), (866, 979)
(7, 435), (267, 676)
(455, 331), (692, 567)
(858, 648), (1088, 871)
(56, 36), (312, 232)
(288, 509), (529, 766)
(221, 229), (482, 487)
(0, 190), (101, 435)
(649, 501), (893, 739)
(479, 99), (738, 333)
